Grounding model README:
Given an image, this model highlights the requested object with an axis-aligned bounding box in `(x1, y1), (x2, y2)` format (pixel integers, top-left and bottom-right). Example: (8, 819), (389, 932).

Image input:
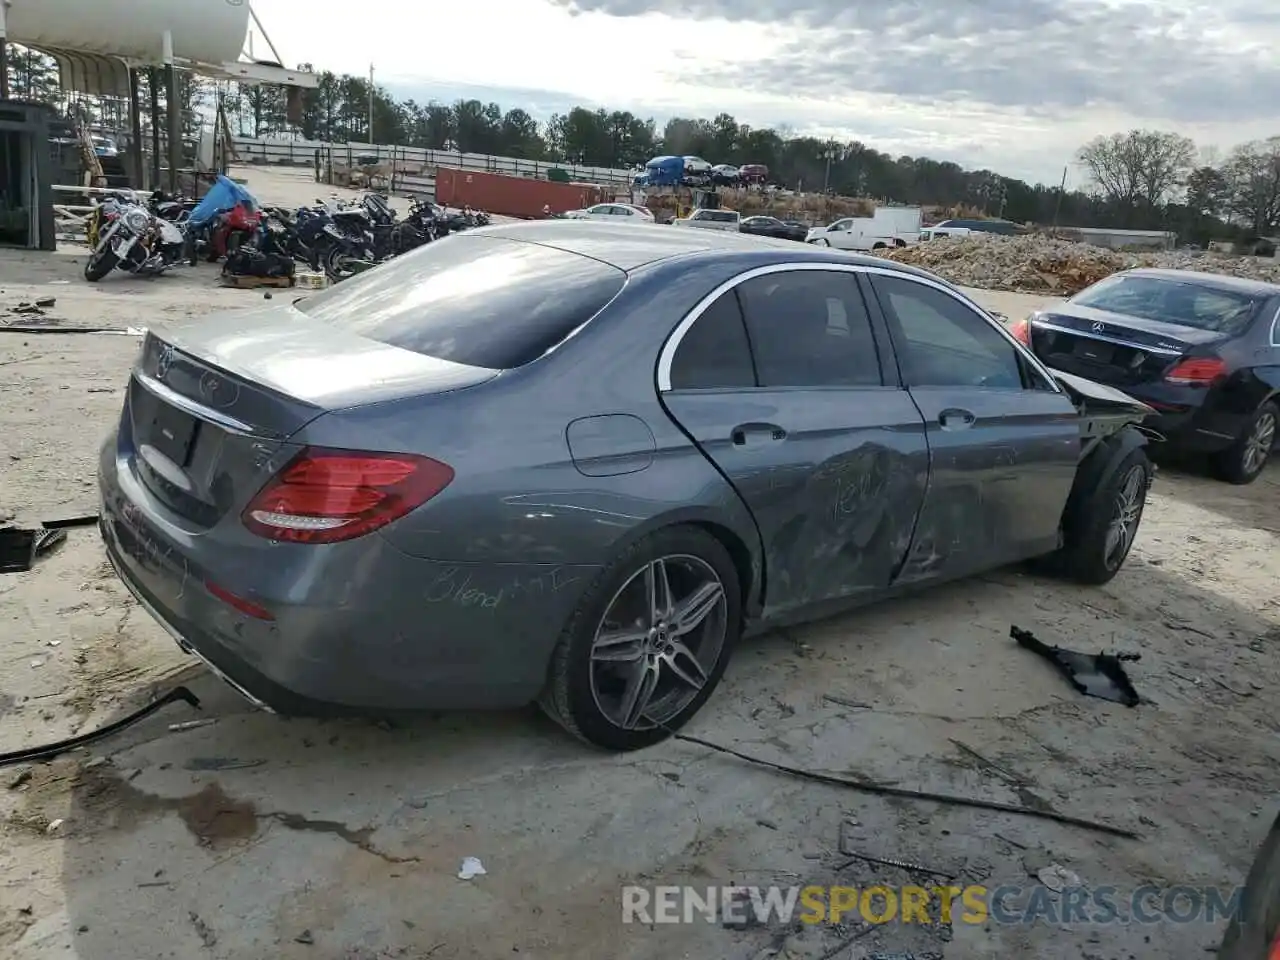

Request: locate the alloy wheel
(1243, 411), (1276, 477)
(588, 555), (728, 731)
(1103, 465), (1145, 569)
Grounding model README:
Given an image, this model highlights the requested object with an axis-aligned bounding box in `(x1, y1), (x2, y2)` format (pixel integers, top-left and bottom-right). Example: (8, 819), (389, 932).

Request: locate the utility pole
(367, 63), (374, 144)
(821, 142), (838, 194)
(1050, 165), (1068, 233)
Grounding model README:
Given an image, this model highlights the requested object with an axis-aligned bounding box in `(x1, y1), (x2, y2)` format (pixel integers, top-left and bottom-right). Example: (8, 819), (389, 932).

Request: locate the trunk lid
(1030, 304), (1228, 386)
(123, 304), (497, 527)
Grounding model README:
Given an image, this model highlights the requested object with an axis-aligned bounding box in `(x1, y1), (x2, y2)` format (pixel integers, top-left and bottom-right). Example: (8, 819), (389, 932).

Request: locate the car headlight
(125, 209), (150, 233)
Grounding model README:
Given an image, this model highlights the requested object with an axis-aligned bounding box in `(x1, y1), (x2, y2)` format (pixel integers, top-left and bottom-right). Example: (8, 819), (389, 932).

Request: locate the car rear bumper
(1043, 369), (1247, 454)
(98, 437), (599, 715)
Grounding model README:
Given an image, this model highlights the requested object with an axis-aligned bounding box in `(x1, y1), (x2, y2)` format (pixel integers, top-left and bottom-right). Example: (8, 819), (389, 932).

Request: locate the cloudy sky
(250, 0), (1278, 185)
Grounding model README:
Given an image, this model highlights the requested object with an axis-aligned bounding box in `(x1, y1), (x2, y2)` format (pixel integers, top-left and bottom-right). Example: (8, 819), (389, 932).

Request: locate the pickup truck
(672, 209), (741, 232)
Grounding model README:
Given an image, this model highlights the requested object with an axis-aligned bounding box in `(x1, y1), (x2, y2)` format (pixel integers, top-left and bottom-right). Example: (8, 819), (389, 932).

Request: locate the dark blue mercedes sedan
(1012, 268), (1280, 483)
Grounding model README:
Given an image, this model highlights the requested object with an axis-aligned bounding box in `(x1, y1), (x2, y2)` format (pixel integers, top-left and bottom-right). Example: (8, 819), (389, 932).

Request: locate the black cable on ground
(671, 731), (1139, 841)
(0, 686), (201, 767)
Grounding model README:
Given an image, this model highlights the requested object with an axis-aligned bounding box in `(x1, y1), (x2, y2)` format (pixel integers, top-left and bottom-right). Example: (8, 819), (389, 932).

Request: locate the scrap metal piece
(0, 527), (66, 573)
(0, 687), (202, 767)
(41, 515), (100, 530)
(1011, 625), (1140, 707)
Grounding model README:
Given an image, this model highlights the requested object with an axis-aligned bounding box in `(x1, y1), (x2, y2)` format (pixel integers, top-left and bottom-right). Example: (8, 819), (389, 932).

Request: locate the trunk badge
(1091, 321), (1106, 333)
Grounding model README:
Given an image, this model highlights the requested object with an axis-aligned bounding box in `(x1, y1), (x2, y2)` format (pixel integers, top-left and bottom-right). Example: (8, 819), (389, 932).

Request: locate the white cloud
(249, 0), (1280, 185)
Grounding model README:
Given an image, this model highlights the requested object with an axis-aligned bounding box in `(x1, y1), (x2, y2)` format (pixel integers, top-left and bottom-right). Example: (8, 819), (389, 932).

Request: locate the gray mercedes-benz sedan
(99, 221), (1155, 750)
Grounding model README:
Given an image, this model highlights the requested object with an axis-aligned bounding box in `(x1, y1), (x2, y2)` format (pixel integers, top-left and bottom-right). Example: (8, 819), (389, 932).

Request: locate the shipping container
(433, 168), (608, 219)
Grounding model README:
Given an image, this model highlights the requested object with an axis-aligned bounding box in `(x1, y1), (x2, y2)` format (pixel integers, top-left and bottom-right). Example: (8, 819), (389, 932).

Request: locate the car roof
(464, 220), (937, 275)
(1116, 268), (1280, 297)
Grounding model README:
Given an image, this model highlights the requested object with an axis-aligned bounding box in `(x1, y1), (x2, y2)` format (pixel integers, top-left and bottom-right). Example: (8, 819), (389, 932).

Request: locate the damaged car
(97, 222), (1156, 751)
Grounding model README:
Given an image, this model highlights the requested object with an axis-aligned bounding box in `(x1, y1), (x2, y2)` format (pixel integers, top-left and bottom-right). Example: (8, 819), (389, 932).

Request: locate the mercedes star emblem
(1091, 321), (1106, 333)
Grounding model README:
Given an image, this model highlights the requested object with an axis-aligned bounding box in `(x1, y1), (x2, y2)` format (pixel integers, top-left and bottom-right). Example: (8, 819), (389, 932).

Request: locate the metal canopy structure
(1, 0), (319, 96)
(1, 0), (318, 192)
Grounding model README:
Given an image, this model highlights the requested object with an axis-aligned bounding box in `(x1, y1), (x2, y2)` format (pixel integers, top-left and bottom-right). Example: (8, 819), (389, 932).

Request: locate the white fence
(230, 137), (636, 187)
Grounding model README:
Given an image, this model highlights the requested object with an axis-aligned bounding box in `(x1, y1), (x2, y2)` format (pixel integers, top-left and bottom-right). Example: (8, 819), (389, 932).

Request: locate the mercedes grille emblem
(1091, 321), (1106, 333)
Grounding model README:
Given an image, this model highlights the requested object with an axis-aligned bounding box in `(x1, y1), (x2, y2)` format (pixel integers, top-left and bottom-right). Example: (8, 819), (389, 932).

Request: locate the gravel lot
(1, 175), (1277, 959)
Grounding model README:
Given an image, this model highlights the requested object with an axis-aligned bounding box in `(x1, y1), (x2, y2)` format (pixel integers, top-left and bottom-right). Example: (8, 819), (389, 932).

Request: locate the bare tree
(1075, 129), (1196, 220)
(1221, 137), (1280, 236)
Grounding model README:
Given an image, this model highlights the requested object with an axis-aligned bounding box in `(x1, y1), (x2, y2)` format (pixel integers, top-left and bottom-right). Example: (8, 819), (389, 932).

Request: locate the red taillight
(242, 447), (454, 544)
(1164, 357), (1226, 385)
(1009, 317), (1031, 345)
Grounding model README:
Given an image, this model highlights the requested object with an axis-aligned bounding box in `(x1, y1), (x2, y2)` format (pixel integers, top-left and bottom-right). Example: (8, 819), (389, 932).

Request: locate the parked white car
(561, 203), (655, 223)
(683, 156), (712, 178)
(672, 209), (741, 232)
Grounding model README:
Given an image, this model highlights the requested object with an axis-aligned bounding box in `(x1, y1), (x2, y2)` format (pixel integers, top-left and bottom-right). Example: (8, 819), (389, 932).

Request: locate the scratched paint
(423, 566), (584, 611)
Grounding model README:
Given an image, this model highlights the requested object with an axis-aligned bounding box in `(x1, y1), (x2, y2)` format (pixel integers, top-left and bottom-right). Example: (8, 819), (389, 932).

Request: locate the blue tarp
(187, 176), (258, 228)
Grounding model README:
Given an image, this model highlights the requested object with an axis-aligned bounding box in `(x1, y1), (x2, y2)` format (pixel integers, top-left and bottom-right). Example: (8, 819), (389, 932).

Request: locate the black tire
(84, 248), (117, 282)
(1217, 811), (1280, 959)
(1041, 443), (1152, 585)
(539, 525), (742, 751)
(1213, 400), (1277, 485)
(323, 244), (358, 281)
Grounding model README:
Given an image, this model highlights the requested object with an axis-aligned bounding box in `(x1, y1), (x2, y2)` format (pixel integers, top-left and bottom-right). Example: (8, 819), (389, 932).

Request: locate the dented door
(659, 269), (930, 619)
(866, 272), (1081, 584)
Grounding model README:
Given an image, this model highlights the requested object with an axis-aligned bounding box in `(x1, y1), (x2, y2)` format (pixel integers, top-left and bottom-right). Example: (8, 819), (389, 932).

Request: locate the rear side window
(669, 292), (756, 389)
(736, 271), (883, 388)
(296, 235), (625, 369)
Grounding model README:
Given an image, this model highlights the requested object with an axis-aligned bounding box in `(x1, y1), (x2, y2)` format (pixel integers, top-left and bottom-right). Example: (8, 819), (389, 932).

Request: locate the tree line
(7, 46), (1278, 242)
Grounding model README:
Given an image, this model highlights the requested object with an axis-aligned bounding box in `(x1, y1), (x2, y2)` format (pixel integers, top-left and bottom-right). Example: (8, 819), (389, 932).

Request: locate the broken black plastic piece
(1011, 625), (1141, 707)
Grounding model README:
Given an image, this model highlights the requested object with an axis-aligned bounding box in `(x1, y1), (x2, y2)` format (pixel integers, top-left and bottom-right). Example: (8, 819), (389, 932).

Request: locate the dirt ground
(0, 174), (1277, 959)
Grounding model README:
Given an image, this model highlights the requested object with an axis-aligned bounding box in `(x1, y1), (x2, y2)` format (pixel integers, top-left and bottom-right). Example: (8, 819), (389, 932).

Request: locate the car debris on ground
(1011, 625), (1142, 706)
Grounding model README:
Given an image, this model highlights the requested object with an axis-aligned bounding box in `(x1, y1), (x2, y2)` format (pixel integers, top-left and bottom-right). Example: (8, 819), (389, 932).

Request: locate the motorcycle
(149, 190), (198, 224)
(206, 202), (262, 261)
(84, 200), (187, 282)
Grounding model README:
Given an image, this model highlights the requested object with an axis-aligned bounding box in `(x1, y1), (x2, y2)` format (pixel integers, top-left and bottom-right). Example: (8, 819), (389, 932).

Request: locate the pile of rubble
(874, 234), (1280, 294)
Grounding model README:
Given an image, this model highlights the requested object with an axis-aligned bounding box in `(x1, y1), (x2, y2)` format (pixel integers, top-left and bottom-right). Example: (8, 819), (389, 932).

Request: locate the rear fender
(590, 505), (764, 619)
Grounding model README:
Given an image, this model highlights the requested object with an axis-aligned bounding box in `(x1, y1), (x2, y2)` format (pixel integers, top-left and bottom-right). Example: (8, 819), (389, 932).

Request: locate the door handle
(731, 422), (787, 445)
(938, 408), (976, 430)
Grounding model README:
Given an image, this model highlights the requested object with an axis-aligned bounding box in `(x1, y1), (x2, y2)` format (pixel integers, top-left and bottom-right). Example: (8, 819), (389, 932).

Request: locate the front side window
(736, 271), (883, 388)
(870, 275), (1023, 389)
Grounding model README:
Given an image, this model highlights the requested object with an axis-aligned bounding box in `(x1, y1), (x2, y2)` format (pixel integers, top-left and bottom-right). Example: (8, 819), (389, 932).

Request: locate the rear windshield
(1071, 275), (1263, 334)
(296, 235), (626, 369)
(697, 211), (737, 222)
